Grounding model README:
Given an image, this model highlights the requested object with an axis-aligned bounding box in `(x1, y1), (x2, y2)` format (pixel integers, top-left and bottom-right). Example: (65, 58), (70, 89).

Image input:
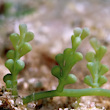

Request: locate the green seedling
(84, 38), (108, 88)
(3, 25), (110, 106)
(4, 24), (34, 97)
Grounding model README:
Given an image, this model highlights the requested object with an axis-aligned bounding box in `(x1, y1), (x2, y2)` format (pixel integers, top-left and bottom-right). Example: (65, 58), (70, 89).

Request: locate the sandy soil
(1, 0), (110, 110)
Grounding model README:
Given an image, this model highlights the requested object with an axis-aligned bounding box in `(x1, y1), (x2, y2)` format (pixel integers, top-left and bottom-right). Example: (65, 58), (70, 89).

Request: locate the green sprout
(4, 24), (34, 97)
(51, 27), (89, 92)
(84, 38), (109, 88)
(3, 25), (110, 106)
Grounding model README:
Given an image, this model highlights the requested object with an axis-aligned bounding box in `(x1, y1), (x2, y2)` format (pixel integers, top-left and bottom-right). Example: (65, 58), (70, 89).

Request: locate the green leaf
(80, 28), (90, 40)
(65, 74), (77, 85)
(16, 60), (25, 73)
(51, 66), (61, 79)
(99, 64), (109, 75)
(87, 62), (97, 77)
(85, 52), (95, 62)
(71, 35), (75, 45)
(98, 76), (107, 87)
(55, 54), (64, 67)
(64, 51), (83, 71)
(90, 38), (100, 52)
(74, 52), (83, 62)
(6, 50), (15, 59)
(84, 75), (93, 87)
(10, 33), (20, 49)
(95, 46), (107, 61)
(19, 24), (27, 35)
(19, 42), (32, 57)
(24, 32), (34, 42)
(5, 59), (14, 72)
(74, 27), (82, 37)
(72, 37), (81, 50)
(6, 80), (12, 89)
(3, 73), (12, 83)
(64, 48), (73, 62)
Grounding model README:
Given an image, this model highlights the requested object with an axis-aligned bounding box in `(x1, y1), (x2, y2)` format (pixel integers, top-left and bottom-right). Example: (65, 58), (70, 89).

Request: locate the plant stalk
(22, 88), (110, 104)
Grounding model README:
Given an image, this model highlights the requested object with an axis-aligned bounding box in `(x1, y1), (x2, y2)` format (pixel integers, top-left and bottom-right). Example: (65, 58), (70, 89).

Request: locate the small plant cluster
(4, 24), (34, 97)
(2, 24), (110, 105)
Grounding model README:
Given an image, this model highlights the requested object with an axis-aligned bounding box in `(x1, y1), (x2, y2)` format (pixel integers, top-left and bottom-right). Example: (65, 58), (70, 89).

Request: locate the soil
(0, 0), (110, 110)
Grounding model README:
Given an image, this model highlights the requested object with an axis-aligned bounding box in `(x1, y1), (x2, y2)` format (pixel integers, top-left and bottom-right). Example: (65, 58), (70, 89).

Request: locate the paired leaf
(10, 33), (20, 49)
(90, 38), (100, 52)
(6, 80), (12, 89)
(95, 46), (107, 61)
(19, 24), (27, 36)
(6, 50), (15, 59)
(74, 52), (83, 62)
(85, 38), (108, 88)
(16, 60), (25, 73)
(65, 74), (77, 85)
(99, 64), (109, 75)
(72, 37), (81, 50)
(98, 76), (107, 87)
(19, 42), (32, 57)
(84, 75), (93, 87)
(81, 28), (90, 40)
(87, 62), (98, 78)
(24, 32), (34, 42)
(85, 52), (95, 62)
(55, 54), (64, 67)
(5, 59), (14, 72)
(51, 66), (61, 79)
(74, 27), (82, 37)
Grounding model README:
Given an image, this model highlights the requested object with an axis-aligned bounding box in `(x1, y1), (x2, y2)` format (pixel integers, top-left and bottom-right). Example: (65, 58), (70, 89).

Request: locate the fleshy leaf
(55, 54), (64, 67)
(6, 80), (12, 89)
(87, 62), (96, 77)
(6, 50), (15, 59)
(98, 76), (107, 87)
(72, 37), (81, 50)
(90, 38), (100, 52)
(65, 74), (77, 85)
(19, 42), (32, 57)
(99, 64), (109, 75)
(19, 24), (27, 35)
(64, 48), (73, 62)
(51, 66), (61, 79)
(24, 32), (34, 42)
(84, 75), (93, 87)
(85, 52), (95, 62)
(74, 52), (83, 62)
(10, 33), (20, 49)
(95, 46), (107, 61)
(16, 60), (25, 73)
(81, 28), (90, 40)
(74, 27), (82, 37)
(5, 59), (14, 72)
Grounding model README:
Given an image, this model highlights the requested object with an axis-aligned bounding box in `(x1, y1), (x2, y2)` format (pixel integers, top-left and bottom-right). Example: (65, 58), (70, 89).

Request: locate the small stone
(15, 97), (23, 105)
(0, 100), (2, 106)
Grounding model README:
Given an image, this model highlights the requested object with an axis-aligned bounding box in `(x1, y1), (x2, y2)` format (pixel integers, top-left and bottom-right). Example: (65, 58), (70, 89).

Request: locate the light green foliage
(3, 25), (110, 104)
(51, 27), (90, 92)
(84, 38), (109, 88)
(4, 24), (34, 96)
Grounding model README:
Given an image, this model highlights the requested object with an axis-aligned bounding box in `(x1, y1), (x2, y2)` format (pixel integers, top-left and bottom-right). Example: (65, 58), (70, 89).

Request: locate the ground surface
(0, 0), (110, 110)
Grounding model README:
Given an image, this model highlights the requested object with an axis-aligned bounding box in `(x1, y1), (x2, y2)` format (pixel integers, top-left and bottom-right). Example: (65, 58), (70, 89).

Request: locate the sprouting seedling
(84, 38), (109, 88)
(3, 25), (110, 106)
(51, 27), (90, 92)
(3, 24), (34, 97)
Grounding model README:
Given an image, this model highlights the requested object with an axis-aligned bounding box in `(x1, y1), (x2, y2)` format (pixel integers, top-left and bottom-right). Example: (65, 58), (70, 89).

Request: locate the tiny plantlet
(3, 24), (110, 106)
(4, 24), (34, 97)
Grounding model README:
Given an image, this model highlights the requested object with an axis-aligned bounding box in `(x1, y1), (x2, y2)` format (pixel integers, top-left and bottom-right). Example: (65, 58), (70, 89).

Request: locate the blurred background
(0, 0), (110, 109)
